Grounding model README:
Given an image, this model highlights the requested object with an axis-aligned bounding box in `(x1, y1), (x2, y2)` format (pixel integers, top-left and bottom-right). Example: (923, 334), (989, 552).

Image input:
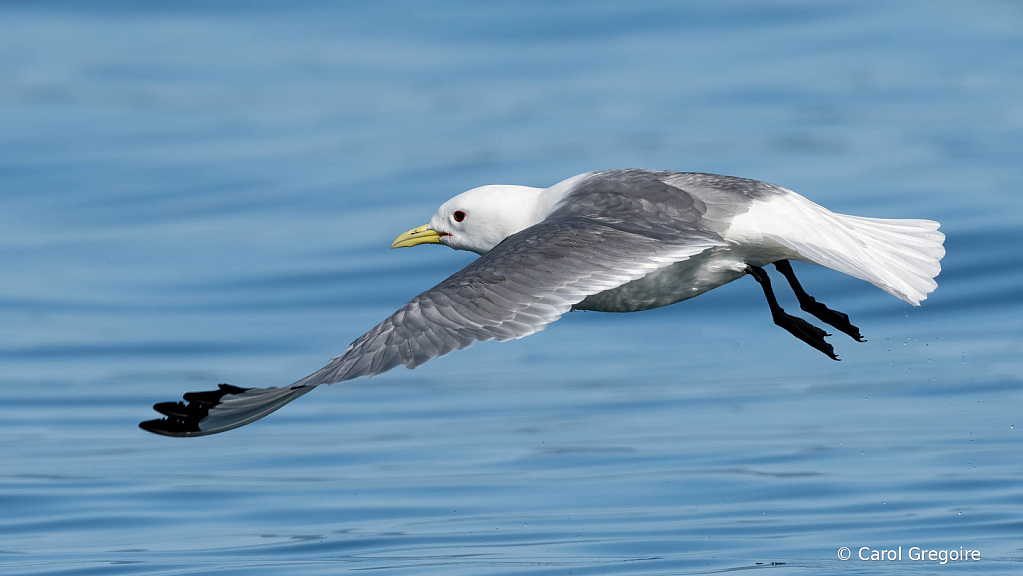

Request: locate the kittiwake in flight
(140, 169), (945, 437)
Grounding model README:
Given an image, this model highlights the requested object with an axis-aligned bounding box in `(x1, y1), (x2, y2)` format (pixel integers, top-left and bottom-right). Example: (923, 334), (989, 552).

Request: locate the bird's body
(574, 246), (751, 312)
(141, 169), (945, 437)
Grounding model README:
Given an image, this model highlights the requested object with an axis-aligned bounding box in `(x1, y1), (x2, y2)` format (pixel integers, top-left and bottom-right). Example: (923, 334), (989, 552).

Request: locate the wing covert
(294, 216), (722, 387)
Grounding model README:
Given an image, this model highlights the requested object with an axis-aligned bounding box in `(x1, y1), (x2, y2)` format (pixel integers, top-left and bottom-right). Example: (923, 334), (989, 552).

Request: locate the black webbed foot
(796, 296), (863, 342)
(769, 307), (838, 360)
(746, 265), (839, 360)
(773, 260), (864, 342)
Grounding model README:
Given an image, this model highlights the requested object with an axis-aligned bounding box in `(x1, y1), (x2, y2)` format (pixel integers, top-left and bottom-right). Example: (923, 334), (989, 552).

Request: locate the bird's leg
(746, 265), (838, 360)
(773, 260), (864, 342)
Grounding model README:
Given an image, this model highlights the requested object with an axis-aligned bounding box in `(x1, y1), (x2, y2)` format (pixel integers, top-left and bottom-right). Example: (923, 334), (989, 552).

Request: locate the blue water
(1, 1), (1021, 574)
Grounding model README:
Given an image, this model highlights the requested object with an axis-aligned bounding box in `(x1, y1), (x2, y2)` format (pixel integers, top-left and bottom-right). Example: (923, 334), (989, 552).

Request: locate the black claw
(773, 260), (864, 342)
(746, 264), (839, 360)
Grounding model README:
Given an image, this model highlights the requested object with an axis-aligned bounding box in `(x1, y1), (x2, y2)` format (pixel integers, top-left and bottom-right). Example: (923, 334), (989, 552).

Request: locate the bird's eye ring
(453, 210), (466, 222)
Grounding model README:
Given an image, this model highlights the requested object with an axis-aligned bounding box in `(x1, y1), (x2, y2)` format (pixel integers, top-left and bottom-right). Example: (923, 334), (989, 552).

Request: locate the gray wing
(296, 215), (723, 386)
(141, 199), (725, 437)
(556, 169), (782, 238)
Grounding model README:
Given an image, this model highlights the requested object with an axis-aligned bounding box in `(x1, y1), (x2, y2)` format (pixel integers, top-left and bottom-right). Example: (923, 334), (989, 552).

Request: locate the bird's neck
(461, 186), (548, 254)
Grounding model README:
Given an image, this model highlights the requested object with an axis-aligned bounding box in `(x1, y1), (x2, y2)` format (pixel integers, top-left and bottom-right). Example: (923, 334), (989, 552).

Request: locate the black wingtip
(139, 417), (201, 437)
(183, 383), (250, 404)
(153, 401), (189, 419)
(140, 383), (251, 437)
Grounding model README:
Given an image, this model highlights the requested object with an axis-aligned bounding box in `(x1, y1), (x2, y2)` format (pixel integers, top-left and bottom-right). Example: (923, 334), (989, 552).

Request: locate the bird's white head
(391, 184), (547, 255)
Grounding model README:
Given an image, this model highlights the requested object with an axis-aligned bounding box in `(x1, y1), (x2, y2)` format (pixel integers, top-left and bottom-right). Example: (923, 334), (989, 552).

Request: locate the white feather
(726, 190), (945, 305)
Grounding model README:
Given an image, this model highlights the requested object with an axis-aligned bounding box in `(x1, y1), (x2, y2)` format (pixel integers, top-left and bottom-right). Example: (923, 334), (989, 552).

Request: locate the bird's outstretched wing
(140, 216), (723, 436)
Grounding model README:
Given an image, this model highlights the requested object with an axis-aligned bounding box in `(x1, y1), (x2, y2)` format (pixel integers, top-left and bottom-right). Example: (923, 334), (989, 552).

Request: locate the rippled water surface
(2, 1), (1022, 574)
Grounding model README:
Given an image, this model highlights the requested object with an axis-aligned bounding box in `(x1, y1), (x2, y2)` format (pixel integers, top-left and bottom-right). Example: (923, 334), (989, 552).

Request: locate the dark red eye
(453, 210), (466, 222)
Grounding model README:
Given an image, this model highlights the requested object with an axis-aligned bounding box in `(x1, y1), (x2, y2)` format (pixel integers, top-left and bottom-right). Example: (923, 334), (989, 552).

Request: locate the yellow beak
(390, 224), (443, 249)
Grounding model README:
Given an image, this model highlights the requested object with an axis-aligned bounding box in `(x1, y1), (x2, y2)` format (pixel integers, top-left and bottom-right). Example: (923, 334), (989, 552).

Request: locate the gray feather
(141, 169), (755, 436)
(296, 215), (722, 386)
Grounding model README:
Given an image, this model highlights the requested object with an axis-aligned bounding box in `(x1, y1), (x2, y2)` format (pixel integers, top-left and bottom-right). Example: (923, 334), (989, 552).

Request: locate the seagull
(140, 169), (945, 437)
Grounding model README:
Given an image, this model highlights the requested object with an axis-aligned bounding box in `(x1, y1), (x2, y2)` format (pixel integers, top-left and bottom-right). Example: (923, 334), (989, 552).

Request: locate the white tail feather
(739, 193), (946, 305)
